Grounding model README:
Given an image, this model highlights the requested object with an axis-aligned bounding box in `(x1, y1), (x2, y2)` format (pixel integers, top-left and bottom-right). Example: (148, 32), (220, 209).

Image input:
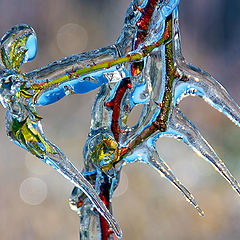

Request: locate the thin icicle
(146, 149), (204, 216)
(165, 108), (240, 196)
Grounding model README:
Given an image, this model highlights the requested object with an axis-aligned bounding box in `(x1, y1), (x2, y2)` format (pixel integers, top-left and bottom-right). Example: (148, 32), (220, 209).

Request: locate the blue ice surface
(25, 34), (37, 61)
(36, 72), (108, 106)
(130, 81), (149, 106)
(174, 82), (204, 105)
(162, 0), (180, 17)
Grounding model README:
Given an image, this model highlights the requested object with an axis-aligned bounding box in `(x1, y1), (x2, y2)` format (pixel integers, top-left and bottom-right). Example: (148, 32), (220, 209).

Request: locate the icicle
(165, 108), (240, 196)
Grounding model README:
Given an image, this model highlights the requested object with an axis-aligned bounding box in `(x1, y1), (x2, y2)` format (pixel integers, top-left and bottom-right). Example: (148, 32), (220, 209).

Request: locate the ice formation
(0, 0), (239, 239)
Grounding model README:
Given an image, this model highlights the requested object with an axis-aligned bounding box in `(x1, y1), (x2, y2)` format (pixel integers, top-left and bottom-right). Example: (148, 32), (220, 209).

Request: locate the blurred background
(0, 0), (239, 239)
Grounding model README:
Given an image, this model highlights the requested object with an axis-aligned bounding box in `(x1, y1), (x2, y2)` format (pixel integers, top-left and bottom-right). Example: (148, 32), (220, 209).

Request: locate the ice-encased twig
(24, 45), (122, 106)
(0, 0), (239, 239)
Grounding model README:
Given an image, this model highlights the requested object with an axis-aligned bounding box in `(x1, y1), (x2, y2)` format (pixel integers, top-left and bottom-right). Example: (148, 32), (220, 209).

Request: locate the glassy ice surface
(0, 0), (240, 239)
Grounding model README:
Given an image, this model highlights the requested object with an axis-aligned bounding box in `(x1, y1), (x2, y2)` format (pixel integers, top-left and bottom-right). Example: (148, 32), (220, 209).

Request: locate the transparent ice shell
(0, 0), (240, 239)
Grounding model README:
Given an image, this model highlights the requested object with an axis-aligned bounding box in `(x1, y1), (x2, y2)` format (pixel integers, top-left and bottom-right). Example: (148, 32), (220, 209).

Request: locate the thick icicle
(173, 63), (240, 127)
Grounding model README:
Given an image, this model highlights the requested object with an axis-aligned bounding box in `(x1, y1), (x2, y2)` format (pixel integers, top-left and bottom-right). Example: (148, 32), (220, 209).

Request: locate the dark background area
(0, 0), (239, 239)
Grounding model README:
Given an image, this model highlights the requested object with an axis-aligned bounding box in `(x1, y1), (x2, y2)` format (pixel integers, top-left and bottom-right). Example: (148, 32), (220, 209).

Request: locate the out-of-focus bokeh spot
(19, 177), (47, 205)
(57, 23), (88, 55)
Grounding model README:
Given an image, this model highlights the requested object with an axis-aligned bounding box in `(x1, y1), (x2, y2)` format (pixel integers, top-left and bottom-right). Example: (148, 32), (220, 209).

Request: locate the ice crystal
(0, 0), (239, 239)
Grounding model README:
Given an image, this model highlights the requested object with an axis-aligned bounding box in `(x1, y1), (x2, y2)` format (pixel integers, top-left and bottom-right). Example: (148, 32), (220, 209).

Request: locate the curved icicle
(166, 107), (240, 196)
(173, 8), (240, 128)
(43, 141), (122, 238)
(174, 62), (240, 127)
(6, 116), (122, 238)
(146, 149), (204, 216)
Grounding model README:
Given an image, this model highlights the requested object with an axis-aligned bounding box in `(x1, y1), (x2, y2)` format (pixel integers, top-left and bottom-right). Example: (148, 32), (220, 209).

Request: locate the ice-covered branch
(0, 0), (239, 239)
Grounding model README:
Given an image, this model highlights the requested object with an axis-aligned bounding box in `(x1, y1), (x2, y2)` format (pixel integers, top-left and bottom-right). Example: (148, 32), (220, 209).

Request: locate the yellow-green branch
(31, 21), (171, 92)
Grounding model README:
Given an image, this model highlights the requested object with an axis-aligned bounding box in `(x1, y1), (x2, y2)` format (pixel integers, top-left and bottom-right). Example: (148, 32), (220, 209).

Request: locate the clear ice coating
(0, 0), (240, 239)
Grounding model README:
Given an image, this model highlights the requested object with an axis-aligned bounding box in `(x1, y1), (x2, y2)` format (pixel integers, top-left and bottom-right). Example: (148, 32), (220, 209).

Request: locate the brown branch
(119, 15), (180, 158)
